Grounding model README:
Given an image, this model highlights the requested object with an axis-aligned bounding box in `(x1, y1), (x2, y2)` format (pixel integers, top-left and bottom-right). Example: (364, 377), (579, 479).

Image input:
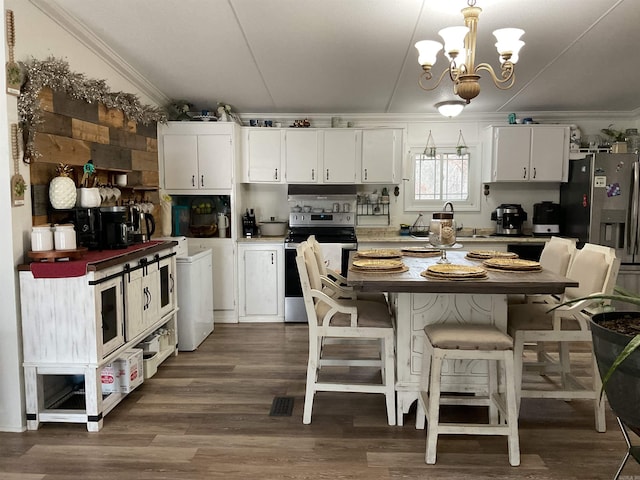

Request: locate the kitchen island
(19, 240), (179, 431)
(347, 250), (578, 426)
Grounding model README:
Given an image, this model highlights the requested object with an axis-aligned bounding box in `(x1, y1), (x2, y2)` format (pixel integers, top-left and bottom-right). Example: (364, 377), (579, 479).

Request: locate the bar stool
(416, 324), (520, 466)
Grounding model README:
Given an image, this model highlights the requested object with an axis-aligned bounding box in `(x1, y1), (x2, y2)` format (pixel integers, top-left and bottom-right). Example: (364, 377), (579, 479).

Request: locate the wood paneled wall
(30, 87), (160, 227)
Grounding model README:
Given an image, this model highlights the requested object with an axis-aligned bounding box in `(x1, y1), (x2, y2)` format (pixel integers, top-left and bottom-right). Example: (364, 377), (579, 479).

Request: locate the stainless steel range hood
(287, 184), (357, 201)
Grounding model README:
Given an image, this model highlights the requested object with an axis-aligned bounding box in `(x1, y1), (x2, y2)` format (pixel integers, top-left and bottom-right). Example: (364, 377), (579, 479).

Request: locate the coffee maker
(100, 206), (130, 249)
(491, 204), (527, 236)
(71, 207), (102, 250)
(242, 208), (258, 237)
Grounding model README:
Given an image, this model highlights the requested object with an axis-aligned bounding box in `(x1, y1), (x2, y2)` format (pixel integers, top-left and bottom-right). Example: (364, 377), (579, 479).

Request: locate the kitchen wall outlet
(483, 184), (490, 196)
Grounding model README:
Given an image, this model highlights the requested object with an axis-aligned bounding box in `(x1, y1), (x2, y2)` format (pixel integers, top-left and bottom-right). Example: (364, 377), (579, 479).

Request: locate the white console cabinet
(19, 244), (178, 431)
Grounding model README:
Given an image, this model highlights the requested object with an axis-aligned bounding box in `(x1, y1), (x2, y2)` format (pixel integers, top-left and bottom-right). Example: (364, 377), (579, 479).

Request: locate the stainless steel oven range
(284, 185), (357, 323)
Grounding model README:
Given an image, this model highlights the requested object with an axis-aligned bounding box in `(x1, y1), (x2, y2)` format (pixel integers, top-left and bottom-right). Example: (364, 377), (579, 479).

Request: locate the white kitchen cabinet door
(239, 244), (284, 322)
(285, 130), (319, 183)
(197, 135), (234, 189)
(163, 135), (199, 190)
(485, 126), (569, 182)
(188, 238), (237, 322)
(530, 127), (568, 182)
(163, 133), (234, 191)
(322, 129), (358, 183)
(362, 129), (398, 183)
(247, 129), (283, 183)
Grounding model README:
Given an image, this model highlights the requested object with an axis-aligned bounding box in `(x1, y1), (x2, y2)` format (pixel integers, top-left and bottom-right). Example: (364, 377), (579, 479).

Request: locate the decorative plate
(352, 258), (405, 270)
(466, 250), (519, 260)
(426, 263), (487, 277)
(356, 249), (402, 259)
(482, 258), (542, 271)
(421, 263), (487, 280)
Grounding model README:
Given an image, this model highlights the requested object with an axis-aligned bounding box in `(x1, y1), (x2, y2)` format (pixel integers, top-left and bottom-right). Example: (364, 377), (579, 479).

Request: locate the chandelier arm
(475, 63), (516, 90)
(418, 68), (452, 92)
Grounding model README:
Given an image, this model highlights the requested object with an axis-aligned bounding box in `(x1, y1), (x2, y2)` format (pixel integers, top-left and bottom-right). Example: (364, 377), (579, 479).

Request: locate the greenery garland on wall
(17, 57), (167, 163)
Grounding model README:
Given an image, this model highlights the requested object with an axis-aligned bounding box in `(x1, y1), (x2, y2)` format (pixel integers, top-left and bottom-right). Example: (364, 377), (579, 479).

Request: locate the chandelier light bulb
(415, 40), (443, 68)
(438, 26), (469, 62)
(496, 40), (524, 63)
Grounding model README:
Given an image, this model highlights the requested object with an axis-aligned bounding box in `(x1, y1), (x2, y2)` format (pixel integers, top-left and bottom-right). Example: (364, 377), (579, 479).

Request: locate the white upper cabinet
(160, 122), (236, 192)
(240, 127), (402, 184)
(483, 125), (569, 183)
(285, 130), (319, 183)
(361, 129), (401, 183)
(322, 129), (359, 183)
(243, 128), (284, 183)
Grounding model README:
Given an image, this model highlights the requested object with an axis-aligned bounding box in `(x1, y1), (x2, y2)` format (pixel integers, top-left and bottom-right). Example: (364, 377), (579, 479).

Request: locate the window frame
(403, 144), (481, 212)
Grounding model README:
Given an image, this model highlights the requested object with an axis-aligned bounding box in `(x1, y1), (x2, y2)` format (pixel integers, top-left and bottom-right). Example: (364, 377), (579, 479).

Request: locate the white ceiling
(38, 0), (640, 116)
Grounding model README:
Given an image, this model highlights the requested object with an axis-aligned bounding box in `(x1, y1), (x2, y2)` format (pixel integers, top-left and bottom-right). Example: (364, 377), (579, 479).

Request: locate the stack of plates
(355, 249), (402, 259)
(401, 246), (441, 257)
(482, 258), (542, 272)
(466, 250), (519, 260)
(421, 264), (487, 280)
(350, 258), (408, 273)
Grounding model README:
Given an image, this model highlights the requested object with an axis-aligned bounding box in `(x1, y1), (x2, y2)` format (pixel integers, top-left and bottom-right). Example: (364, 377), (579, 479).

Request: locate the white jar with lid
(31, 225), (53, 252)
(53, 224), (77, 250)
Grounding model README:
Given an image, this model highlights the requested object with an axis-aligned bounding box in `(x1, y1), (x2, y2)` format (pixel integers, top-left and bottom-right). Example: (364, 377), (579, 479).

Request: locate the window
(404, 146), (480, 212)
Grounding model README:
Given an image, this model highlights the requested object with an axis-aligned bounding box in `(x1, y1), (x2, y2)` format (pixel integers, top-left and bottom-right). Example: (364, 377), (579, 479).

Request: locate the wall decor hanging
(10, 124), (26, 206)
(17, 57), (167, 163)
(5, 10), (21, 95)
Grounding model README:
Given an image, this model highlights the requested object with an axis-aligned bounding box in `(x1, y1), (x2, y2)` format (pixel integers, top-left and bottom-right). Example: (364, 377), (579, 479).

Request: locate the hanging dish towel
(322, 243), (343, 275)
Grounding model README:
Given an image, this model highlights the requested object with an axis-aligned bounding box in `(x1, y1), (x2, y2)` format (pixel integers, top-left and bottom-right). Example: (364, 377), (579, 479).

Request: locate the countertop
(237, 236), (286, 243)
(357, 234), (554, 244)
(20, 240), (177, 278)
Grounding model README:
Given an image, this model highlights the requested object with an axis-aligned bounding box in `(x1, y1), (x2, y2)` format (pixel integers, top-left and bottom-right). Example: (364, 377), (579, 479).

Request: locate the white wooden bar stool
(416, 324), (520, 467)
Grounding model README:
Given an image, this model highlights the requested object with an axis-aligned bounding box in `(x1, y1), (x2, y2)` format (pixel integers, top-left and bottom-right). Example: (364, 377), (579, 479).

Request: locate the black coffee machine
(100, 206), (130, 249)
(242, 208), (258, 237)
(71, 207), (102, 250)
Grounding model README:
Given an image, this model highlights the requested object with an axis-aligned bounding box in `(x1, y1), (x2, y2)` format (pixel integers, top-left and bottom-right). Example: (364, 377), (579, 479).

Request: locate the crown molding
(29, 0), (170, 107)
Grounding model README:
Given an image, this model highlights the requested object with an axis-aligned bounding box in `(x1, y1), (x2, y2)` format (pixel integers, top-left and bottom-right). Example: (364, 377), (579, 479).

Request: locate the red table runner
(30, 241), (165, 279)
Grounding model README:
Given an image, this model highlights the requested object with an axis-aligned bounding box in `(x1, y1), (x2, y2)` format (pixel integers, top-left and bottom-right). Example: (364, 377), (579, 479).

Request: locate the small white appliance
(161, 236), (214, 350)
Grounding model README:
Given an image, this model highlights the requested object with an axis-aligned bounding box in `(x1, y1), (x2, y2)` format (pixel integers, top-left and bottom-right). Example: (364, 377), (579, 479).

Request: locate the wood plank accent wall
(30, 87), (161, 230)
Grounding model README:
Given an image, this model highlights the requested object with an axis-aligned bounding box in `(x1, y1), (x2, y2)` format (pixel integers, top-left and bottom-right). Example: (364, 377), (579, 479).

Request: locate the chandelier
(415, 0), (525, 104)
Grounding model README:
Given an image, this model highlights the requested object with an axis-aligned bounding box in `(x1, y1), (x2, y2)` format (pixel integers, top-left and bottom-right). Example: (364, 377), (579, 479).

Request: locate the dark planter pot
(590, 311), (640, 436)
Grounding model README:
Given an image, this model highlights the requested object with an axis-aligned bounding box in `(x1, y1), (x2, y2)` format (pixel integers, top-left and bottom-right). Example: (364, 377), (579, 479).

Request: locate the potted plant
(601, 124), (628, 153)
(550, 285), (640, 436)
(550, 287), (640, 475)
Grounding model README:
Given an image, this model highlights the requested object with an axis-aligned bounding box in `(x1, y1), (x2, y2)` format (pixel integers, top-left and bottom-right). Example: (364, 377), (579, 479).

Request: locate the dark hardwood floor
(0, 323), (638, 480)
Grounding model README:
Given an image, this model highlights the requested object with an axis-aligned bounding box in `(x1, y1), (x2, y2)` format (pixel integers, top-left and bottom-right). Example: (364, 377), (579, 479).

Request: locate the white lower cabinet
(188, 238), (238, 323)
(19, 245), (178, 431)
(238, 243), (284, 322)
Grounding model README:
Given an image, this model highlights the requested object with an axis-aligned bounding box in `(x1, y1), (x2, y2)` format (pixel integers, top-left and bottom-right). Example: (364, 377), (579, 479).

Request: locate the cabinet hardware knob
(533, 167), (536, 179)
(201, 175), (204, 187)
(311, 168), (314, 181)
(364, 168), (368, 180)
(191, 175), (195, 187)
(523, 167), (527, 179)
(326, 169), (329, 181)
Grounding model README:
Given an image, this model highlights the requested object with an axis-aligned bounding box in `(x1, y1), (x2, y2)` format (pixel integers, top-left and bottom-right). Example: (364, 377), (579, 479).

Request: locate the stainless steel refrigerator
(560, 152), (640, 306)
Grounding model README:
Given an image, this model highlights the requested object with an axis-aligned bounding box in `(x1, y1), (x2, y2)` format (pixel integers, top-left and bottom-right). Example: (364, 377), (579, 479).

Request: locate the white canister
(31, 225), (53, 252)
(54, 224), (77, 250)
